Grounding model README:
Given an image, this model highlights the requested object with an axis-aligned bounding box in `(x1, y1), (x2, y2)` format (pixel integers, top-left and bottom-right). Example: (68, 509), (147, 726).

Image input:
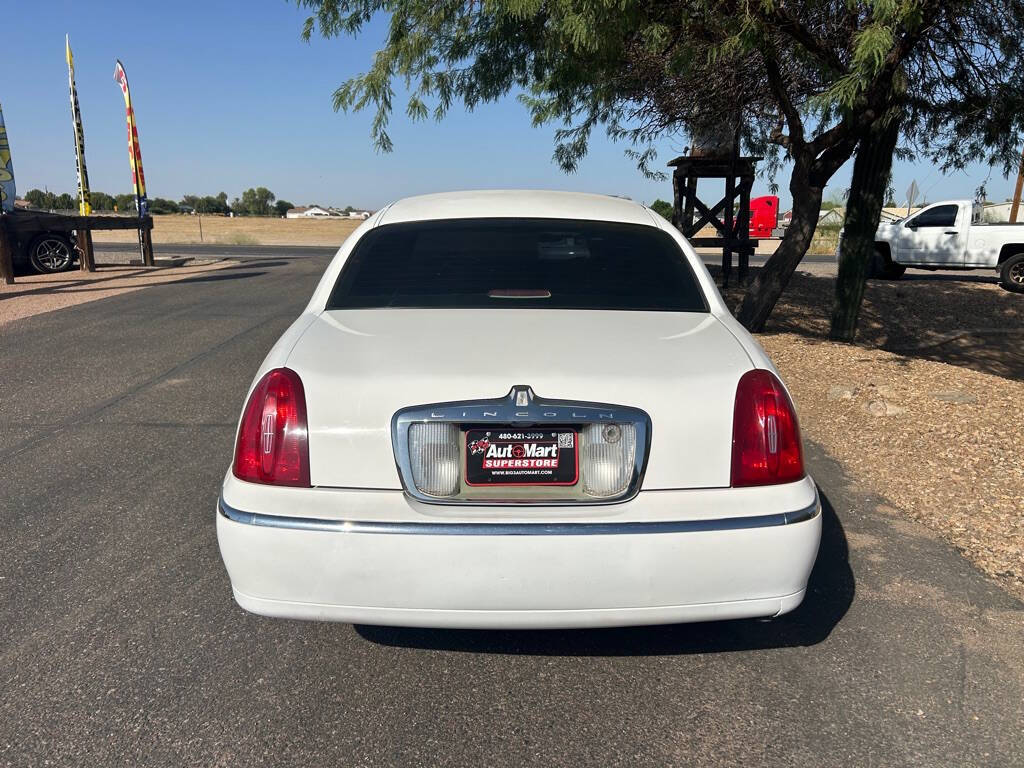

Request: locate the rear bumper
(216, 483), (822, 629)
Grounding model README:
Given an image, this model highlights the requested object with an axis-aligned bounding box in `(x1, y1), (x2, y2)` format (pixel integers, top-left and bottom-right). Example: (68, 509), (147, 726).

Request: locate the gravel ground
(732, 270), (1024, 600)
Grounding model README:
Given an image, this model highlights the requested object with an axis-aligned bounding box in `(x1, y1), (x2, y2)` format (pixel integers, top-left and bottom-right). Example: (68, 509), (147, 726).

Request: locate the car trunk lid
(287, 308), (752, 491)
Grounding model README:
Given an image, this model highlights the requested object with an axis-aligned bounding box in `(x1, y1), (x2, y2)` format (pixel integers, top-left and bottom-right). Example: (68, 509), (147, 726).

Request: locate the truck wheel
(1000, 253), (1024, 293)
(885, 262), (906, 279)
(28, 234), (75, 273)
(871, 248), (904, 280)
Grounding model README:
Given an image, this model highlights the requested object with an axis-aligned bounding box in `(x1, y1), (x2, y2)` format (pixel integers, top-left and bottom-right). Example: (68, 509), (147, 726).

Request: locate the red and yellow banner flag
(66, 36), (92, 215)
(114, 59), (147, 217)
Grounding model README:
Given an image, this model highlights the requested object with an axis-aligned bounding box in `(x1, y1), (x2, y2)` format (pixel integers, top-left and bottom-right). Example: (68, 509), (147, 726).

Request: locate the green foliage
(90, 192), (116, 211)
(24, 189), (53, 209)
(233, 187), (276, 216)
(25, 188), (137, 214)
(115, 193), (137, 213)
(148, 197), (180, 214)
(275, 200), (295, 216)
(54, 193), (75, 211)
(178, 193), (231, 214)
(649, 199), (673, 219)
(300, 0), (1024, 179)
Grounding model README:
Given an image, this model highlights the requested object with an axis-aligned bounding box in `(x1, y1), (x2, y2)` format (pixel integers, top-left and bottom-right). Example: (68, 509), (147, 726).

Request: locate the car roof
(375, 189), (658, 227)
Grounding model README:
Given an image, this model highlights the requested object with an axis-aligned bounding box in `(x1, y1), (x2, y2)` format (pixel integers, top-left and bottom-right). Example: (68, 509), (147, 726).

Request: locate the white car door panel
(896, 204), (964, 265)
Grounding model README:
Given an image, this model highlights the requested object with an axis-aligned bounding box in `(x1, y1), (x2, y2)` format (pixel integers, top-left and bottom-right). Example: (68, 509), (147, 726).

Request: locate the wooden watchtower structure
(669, 151), (760, 288)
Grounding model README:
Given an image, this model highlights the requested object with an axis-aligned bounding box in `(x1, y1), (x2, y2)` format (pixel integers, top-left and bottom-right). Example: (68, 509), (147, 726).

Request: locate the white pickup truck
(861, 200), (1024, 292)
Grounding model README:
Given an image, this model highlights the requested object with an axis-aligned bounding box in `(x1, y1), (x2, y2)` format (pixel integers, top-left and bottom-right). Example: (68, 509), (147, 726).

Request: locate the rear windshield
(326, 218), (708, 312)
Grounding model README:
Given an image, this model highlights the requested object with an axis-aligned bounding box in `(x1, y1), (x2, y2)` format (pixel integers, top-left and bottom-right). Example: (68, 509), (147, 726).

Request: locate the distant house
(818, 208), (844, 225)
(285, 205), (374, 219)
(880, 206), (922, 222)
(286, 205), (336, 219)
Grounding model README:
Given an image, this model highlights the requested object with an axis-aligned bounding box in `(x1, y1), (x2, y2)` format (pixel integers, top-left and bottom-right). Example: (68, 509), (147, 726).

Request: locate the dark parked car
(8, 210), (78, 273)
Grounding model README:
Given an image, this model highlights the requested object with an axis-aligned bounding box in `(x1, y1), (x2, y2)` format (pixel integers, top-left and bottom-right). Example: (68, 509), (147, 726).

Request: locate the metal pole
(1010, 145), (1024, 224)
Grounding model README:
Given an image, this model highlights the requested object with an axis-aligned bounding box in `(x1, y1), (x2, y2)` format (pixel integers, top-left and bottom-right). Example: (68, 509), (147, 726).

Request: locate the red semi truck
(749, 196), (779, 239)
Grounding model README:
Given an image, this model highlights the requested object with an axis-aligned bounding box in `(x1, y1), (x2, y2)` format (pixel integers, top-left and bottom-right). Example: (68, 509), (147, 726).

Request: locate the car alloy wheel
(29, 236), (74, 273)
(1011, 260), (1024, 285)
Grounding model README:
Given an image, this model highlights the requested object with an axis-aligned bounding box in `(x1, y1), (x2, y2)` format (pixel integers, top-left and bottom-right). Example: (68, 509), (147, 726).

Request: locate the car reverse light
(408, 422), (460, 497)
(233, 368), (310, 487)
(580, 423), (637, 498)
(731, 370), (804, 487)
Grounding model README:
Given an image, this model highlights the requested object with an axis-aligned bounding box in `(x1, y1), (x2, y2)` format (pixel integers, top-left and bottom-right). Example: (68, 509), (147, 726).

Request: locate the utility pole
(1010, 145), (1024, 224)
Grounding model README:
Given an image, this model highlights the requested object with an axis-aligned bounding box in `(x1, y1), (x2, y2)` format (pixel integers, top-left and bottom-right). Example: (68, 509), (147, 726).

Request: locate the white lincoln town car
(216, 190), (821, 629)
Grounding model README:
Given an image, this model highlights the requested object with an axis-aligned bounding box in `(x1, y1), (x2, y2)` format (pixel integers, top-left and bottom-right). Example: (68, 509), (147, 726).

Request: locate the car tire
(1000, 253), (1024, 293)
(885, 262), (906, 279)
(28, 234), (76, 274)
(869, 248), (904, 280)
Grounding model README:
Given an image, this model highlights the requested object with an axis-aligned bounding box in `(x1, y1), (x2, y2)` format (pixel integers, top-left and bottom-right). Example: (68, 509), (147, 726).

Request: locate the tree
(91, 192), (116, 211)
(649, 199), (673, 220)
(829, 0), (1024, 340)
(24, 189), (55, 209)
(148, 197), (180, 214)
(236, 187), (276, 216)
(275, 200), (295, 217)
(294, 0), (875, 328)
(193, 193), (230, 215)
(54, 193), (76, 211)
(300, 0), (1024, 334)
(115, 193), (137, 213)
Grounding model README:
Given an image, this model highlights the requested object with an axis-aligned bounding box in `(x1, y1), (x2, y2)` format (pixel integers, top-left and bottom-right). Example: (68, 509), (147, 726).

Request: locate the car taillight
(233, 368), (310, 487)
(731, 370), (804, 487)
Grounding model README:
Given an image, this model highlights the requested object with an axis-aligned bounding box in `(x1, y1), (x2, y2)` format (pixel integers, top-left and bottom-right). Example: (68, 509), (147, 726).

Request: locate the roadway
(1, 254), (1021, 765)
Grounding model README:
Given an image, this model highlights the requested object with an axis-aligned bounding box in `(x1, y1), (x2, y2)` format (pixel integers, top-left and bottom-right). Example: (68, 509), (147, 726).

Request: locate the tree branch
(763, 44), (805, 149)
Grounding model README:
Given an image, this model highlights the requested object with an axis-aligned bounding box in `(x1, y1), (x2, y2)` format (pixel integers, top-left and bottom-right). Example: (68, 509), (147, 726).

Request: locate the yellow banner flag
(66, 35), (92, 215)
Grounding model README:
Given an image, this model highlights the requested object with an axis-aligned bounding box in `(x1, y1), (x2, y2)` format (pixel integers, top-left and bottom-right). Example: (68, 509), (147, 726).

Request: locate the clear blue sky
(2, 1), (1017, 211)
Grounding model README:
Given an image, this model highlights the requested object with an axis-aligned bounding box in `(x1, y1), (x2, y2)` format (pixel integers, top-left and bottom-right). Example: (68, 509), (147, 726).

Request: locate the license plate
(465, 428), (578, 486)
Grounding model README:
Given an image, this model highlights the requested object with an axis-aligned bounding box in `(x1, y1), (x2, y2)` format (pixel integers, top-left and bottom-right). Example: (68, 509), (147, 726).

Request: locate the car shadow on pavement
(355, 490), (854, 656)
(235, 259), (291, 268)
(172, 270), (266, 285)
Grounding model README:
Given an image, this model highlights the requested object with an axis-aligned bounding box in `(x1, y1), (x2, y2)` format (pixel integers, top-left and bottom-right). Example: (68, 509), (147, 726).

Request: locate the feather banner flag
(114, 59), (147, 218)
(65, 35), (92, 215)
(0, 102), (15, 213)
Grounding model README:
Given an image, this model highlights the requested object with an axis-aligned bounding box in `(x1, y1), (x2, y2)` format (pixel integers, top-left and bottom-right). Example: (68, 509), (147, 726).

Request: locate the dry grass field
(101, 215), (836, 252)
(91, 214), (363, 247)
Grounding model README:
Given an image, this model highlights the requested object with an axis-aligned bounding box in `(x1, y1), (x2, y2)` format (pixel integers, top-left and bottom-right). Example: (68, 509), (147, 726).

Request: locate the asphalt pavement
(1, 255), (1022, 766)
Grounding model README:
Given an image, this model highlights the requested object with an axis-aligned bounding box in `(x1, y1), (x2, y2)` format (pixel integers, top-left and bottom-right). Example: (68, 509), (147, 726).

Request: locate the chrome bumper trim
(218, 493), (820, 536)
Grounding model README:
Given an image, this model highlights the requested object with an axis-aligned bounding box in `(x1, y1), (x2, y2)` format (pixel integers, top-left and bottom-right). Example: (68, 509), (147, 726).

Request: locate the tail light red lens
(731, 370), (804, 487)
(233, 368), (310, 487)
